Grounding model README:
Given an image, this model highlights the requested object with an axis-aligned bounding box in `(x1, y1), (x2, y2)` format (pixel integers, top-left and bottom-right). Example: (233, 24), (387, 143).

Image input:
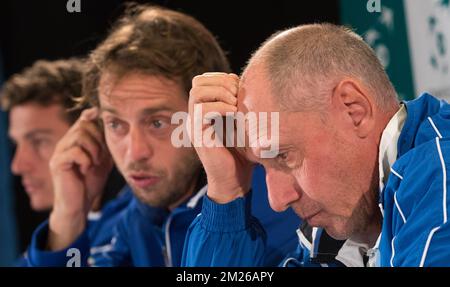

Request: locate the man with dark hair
(27, 5), (300, 267)
(1, 58), (129, 266)
(1, 59), (86, 211)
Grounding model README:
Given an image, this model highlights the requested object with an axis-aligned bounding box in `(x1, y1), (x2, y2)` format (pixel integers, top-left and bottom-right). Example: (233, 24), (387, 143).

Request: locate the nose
(127, 126), (153, 162)
(11, 144), (33, 175)
(265, 168), (300, 212)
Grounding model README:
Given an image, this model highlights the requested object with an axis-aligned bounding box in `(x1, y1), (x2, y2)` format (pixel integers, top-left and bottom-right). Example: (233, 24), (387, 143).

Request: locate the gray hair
(246, 23), (399, 112)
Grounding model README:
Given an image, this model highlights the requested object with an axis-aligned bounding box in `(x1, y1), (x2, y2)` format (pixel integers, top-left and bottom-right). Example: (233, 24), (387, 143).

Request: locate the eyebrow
(99, 106), (118, 115)
(140, 106), (175, 116)
(9, 129), (54, 141)
(100, 105), (176, 117)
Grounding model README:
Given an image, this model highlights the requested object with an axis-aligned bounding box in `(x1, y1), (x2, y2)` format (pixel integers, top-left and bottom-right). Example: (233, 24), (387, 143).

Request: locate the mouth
(24, 185), (36, 194)
(128, 173), (160, 189)
(302, 211), (321, 225)
(22, 180), (40, 194)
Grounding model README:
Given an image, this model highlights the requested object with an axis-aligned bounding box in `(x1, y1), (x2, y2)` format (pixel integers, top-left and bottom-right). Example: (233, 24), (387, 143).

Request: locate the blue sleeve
(415, 222), (450, 266)
(27, 220), (90, 267)
(27, 219), (132, 267)
(382, 181), (450, 267)
(381, 138), (450, 266)
(88, 219), (132, 267)
(13, 254), (28, 267)
(181, 192), (266, 266)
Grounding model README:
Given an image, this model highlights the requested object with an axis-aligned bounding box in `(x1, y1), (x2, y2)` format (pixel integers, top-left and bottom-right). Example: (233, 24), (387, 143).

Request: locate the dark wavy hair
(1, 58), (85, 123)
(82, 4), (230, 107)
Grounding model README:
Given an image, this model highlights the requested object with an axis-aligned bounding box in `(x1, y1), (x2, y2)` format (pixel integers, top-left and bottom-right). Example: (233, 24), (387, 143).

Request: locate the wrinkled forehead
(97, 72), (188, 116)
(99, 72), (185, 102)
(9, 103), (65, 125)
(235, 66), (285, 160)
(238, 65), (276, 114)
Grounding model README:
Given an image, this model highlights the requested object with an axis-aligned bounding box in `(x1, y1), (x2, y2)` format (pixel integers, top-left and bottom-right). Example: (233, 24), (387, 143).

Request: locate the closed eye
(274, 150), (300, 170)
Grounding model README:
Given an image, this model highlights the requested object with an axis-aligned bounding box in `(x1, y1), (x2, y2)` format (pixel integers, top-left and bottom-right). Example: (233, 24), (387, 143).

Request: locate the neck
(352, 209), (382, 248)
(380, 104), (402, 136)
(90, 195), (102, 212)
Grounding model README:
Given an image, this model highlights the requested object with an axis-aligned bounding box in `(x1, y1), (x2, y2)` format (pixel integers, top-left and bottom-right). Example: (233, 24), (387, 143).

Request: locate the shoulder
(385, 137), (450, 225)
(392, 136), (450, 189)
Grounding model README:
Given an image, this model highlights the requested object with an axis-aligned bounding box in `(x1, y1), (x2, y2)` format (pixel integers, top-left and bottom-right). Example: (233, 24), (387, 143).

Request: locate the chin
(325, 229), (349, 241)
(133, 188), (166, 207)
(323, 222), (352, 241)
(30, 201), (52, 212)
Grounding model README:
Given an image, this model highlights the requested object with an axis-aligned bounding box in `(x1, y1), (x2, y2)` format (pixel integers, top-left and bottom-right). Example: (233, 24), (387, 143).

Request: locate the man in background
(1, 59), (128, 266)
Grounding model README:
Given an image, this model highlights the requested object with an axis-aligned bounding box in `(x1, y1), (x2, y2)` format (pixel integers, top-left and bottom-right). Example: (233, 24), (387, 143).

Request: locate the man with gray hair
(183, 23), (450, 267)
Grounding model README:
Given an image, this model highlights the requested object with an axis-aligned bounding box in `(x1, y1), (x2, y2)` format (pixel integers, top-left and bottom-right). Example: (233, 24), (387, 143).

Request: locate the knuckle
(192, 75), (203, 86)
(49, 158), (58, 170)
(189, 86), (199, 98)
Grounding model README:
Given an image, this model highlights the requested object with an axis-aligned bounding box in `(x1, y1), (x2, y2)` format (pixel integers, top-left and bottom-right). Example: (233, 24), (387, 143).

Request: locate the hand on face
(188, 72), (254, 203)
(48, 107), (113, 250)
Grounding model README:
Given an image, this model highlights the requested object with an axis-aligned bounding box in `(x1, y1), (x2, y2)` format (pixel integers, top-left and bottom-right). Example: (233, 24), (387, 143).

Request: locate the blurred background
(0, 0), (449, 266)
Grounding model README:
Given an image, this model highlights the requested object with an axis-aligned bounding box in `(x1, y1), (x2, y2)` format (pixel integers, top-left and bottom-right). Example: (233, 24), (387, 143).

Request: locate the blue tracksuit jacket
(27, 187), (132, 266)
(26, 167), (300, 266)
(379, 93), (450, 266)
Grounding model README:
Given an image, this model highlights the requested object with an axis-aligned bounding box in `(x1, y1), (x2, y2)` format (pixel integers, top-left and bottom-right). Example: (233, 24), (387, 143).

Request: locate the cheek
(31, 150), (52, 178)
(293, 155), (341, 207)
(155, 140), (198, 173)
(41, 163), (53, 183)
(105, 133), (126, 167)
(40, 144), (56, 160)
(305, 145), (365, 217)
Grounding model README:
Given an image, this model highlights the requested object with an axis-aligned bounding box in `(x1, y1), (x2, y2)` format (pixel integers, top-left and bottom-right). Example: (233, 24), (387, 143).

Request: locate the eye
(148, 118), (170, 131)
(107, 120), (121, 130)
(274, 151), (298, 170)
(104, 118), (128, 136)
(276, 152), (289, 161)
(152, 120), (163, 129)
(30, 138), (54, 158)
(31, 138), (50, 147)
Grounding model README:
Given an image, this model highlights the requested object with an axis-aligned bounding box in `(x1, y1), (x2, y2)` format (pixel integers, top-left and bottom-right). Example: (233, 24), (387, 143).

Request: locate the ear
(331, 78), (376, 138)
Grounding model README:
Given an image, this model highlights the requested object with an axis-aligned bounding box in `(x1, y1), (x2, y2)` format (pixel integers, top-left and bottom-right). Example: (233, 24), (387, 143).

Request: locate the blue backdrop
(0, 49), (18, 266)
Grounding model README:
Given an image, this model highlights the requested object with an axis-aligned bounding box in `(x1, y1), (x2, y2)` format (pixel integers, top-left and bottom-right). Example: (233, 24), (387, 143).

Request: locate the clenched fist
(188, 72), (254, 204)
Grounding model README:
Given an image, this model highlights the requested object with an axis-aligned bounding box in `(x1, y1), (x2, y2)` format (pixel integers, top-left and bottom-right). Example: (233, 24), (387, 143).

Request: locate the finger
(79, 107), (99, 121)
(187, 102), (237, 147)
(201, 72), (239, 80)
(78, 120), (106, 150)
(73, 133), (103, 166)
(57, 121), (105, 165)
(190, 102), (237, 121)
(234, 146), (251, 162)
(190, 85), (237, 106)
(63, 107), (102, 144)
(51, 145), (93, 176)
(228, 73), (240, 80)
(192, 73), (239, 95)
